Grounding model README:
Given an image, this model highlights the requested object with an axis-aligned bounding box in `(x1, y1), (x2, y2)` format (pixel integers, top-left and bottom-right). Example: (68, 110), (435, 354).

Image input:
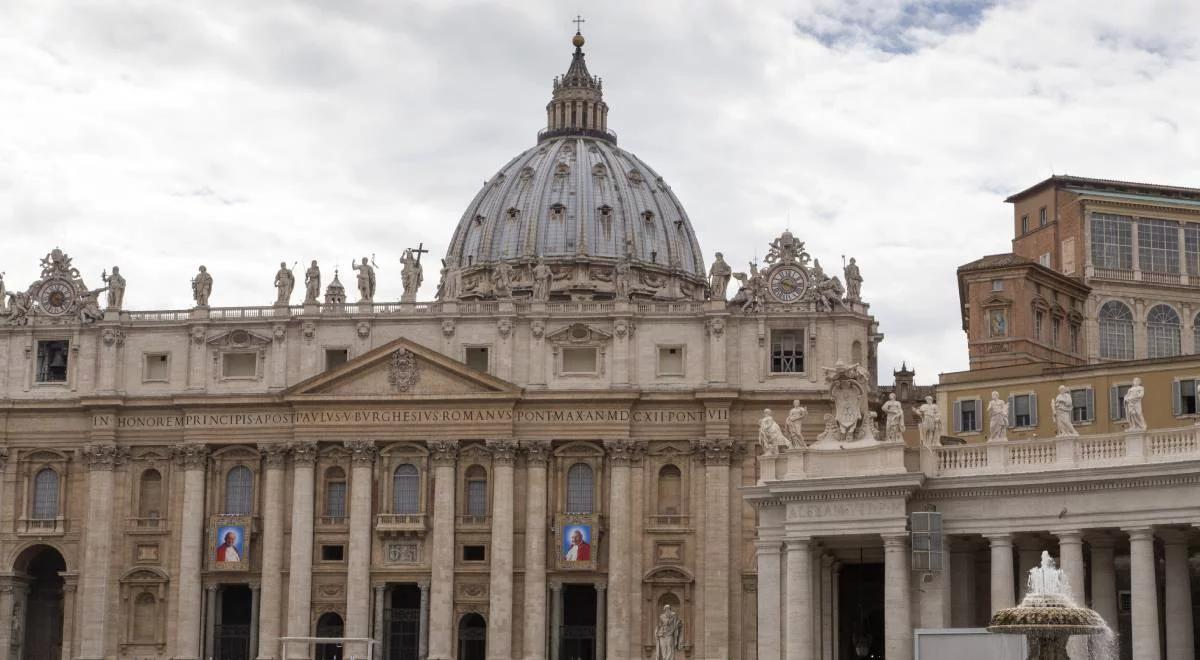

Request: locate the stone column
(595, 582), (607, 660)
(1015, 538), (1040, 600)
(1127, 527), (1162, 660)
(696, 438), (734, 660)
(550, 582), (563, 660)
(521, 441), (551, 660)
(249, 583), (261, 657)
(171, 444), (210, 660)
(0, 584), (14, 660)
(205, 585), (219, 659)
(284, 442), (319, 659)
(785, 539), (814, 660)
(755, 541), (782, 660)
(986, 533), (1015, 612)
(820, 555), (835, 660)
(374, 584), (387, 655)
(419, 581), (430, 660)
(344, 441), (378, 658)
(604, 440), (637, 660)
(950, 540), (977, 627)
(257, 444), (289, 660)
(428, 440), (459, 660)
(1088, 535), (1118, 629)
(61, 581), (75, 660)
(883, 534), (912, 660)
(78, 443), (125, 659)
(1162, 529), (1195, 660)
(1055, 531), (1086, 660)
(487, 440), (518, 660)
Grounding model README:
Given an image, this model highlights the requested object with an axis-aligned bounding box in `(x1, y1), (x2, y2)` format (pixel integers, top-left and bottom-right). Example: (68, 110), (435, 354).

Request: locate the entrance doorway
(386, 584), (421, 659)
(214, 584), (252, 660)
(560, 583), (597, 660)
(18, 545), (66, 660)
(316, 612), (344, 660)
(838, 563), (884, 660)
(457, 613), (486, 660)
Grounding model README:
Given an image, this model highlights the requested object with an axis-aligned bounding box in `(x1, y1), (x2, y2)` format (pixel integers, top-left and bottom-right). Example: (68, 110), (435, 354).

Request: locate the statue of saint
(492, 261), (514, 299)
(191, 265), (213, 307)
(784, 400), (807, 448)
(1124, 378), (1146, 432)
(654, 605), (683, 660)
(882, 393), (905, 442)
(274, 262), (295, 305)
(401, 249), (424, 303)
(352, 257), (376, 302)
(532, 256), (553, 301)
(436, 257), (459, 301)
(708, 252), (732, 301)
(758, 409), (790, 456)
(844, 257), (863, 301)
(614, 255), (632, 300)
(101, 266), (126, 310)
(987, 392), (1009, 442)
(304, 260), (321, 304)
(913, 396), (941, 445)
(1053, 385), (1078, 437)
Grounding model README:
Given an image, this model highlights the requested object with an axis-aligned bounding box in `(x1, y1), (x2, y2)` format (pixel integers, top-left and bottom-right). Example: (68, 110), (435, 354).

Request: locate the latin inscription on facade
(786, 499), (905, 521)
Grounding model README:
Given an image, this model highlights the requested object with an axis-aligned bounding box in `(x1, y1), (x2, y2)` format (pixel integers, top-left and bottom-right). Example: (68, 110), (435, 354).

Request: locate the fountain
(987, 551), (1112, 660)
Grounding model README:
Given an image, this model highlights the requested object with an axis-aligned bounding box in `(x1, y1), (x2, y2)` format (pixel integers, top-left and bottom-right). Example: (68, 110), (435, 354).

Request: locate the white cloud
(1, 0), (1198, 383)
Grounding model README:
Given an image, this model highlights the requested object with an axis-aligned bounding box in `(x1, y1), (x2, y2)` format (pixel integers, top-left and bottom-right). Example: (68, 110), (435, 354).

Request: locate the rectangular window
(221, 352), (257, 378)
(326, 481), (347, 519)
(1039, 206), (1048, 226)
(991, 279), (1003, 291)
(465, 346), (490, 373)
(144, 353), (170, 382)
(1070, 388), (1094, 423)
(1090, 213), (1133, 270)
(1061, 237), (1076, 274)
(1185, 224), (1200, 275)
(321, 545), (345, 562)
(35, 340), (69, 383)
(1039, 252), (1051, 268)
(658, 346), (684, 375)
(1070, 324), (1080, 353)
(561, 347), (598, 374)
(770, 330), (805, 373)
(1138, 217), (1180, 274)
(955, 399), (979, 433)
(462, 545), (486, 562)
(1012, 394), (1035, 427)
(325, 348), (349, 370)
(466, 480), (488, 516)
(1052, 319), (1061, 347)
(1020, 215), (1029, 234)
(1110, 384), (1132, 421)
(1174, 379), (1198, 416)
(1034, 311), (1044, 342)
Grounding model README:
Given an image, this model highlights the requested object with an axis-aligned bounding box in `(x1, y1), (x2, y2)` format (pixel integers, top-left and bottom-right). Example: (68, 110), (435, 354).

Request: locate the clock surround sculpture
(3, 249), (111, 326)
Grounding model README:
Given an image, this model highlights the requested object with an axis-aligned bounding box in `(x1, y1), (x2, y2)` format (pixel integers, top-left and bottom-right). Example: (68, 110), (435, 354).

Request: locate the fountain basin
(987, 592), (1108, 636)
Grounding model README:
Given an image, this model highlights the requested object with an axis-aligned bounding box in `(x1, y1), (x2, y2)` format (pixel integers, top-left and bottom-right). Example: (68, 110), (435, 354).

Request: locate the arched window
(465, 465), (488, 517)
(1147, 304), (1181, 358)
(657, 465), (682, 516)
(132, 593), (157, 642)
(138, 469), (163, 519)
(393, 464), (420, 514)
(1098, 301), (1134, 360)
(565, 463), (594, 514)
(324, 467), (347, 520)
(224, 466), (253, 515)
(32, 468), (59, 519)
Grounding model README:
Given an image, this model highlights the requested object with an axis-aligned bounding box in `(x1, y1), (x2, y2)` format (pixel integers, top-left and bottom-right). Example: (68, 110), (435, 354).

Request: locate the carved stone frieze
(170, 444), (210, 471)
(356, 321), (371, 339)
(521, 440), (551, 465)
(290, 442), (320, 465)
(497, 318), (513, 338)
(272, 323), (287, 342)
(614, 319), (633, 338)
(705, 317), (725, 337)
(388, 348), (420, 392)
(429, 440), (459, 466)
(259, 443), (290, 468)
(345, 440), (378, 465)
(82, 443), (129, 470)
(531, 320), (545, 339)
(190, 326), (207, 345)
(301, 321), (316, 342)
(487, 439), (518, 465)
(101, 327), (125, 347)
(441, 319), (456, 338)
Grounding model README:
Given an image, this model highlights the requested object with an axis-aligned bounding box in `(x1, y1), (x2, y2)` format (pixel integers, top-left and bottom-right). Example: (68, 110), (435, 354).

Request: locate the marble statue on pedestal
(913, 396), (941, 445)
(784, 401), (807, 448)
(101, 266), (125, 310)
(708, 252), (732, 301)
(304, 261), (321, 304)
(1124, 378), (1146, 432)
(274, 262), (295, 305)
(401, 249), (423, 303)
(987, 392), (1009, 441)
(758, 409), (790, 456)
(1053, 385), (1078, 437)
(532, 257), (553, 301)
(352, 257), (376, 302)
(436, 257), (459, 301)
(492, 261), (514, 299)
(844, 257), (862, 302)
(191, 266), (213, 307)
(613, 255), (632, 300)
(881, 393), (904, 442)
(654, 605), (683, 660)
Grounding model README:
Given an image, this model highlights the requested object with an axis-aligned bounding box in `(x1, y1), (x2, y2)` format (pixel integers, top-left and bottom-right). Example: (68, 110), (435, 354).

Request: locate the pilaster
(694, 437), (735, 660)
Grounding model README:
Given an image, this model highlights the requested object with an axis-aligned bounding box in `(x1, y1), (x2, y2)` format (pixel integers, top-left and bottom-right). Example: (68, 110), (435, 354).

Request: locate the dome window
(555, 162), (570, 177)
(506, 208), (520, 220)
(519, 166), (534, 180)
(473, 214), (485, 225)
(641, 210), (655, 223)
(550, 203), (566, 219)
(628, 169), (644, 185)
(598, 204), (613, 218)
(592, 163), (607, 178)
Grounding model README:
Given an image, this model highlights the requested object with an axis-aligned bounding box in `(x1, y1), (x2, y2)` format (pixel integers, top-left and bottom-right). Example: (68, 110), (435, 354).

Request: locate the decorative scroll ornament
(813, 360), (877, 446)
(388, 348), (420, 392)
(5, 248), (108, 326)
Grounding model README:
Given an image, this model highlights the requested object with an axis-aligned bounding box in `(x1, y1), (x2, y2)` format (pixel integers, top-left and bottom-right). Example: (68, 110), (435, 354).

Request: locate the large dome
(441, 31), (706, 302)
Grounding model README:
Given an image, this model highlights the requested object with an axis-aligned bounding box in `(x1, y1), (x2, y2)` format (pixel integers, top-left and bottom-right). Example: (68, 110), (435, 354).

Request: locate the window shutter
(1086, 388), (1095, 422)
(1008, 395), (1016, 428)
(953, 401), (962, 433)
(1173, 380), (1182, 416)
(974, 398), (983, 431)
(1029, 393), (1039, 427)
(1109, 386), (1120, 421)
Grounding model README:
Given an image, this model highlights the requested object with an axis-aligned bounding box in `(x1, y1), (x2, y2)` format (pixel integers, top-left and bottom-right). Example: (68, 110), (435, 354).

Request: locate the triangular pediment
(285, 337), (522, 400)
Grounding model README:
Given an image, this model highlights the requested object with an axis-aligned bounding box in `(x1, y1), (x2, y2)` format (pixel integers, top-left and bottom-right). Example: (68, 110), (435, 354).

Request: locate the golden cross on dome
(573, 15), (585, 32)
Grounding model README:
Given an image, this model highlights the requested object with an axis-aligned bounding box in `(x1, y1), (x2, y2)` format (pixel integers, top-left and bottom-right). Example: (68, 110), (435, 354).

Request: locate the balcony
(127, 516), (167, 534)
(18, 516), (66, 536)
(318, 515), (348, 529)
(457, 514), (491, 530)
(375, 513), (427, 538)
(646, 514), (690, 531)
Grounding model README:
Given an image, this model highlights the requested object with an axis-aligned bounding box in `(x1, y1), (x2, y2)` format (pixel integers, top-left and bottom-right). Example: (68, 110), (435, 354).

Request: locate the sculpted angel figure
(1053, 385), (1078, 437)
(913, 396), (941, 445)
(1124, 378), (1146, 432)
(881, 393), (905, 442)
(987, 392), (1009, 442)
(784, 400), (807, 448)
(758, 409), (790, 456)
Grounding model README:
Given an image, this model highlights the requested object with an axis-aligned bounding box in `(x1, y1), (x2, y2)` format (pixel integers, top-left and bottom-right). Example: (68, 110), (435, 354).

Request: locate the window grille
(771, 330), (804, 373)
(1090, 213), (1133, 270)
(1098, 301), (1134, 360)
(465, 467), (488, 516)
(1185, 225), (1200, 275)
(325, 473), (347, 519)
(566, 463), (594, 514)
(1147, 304), (1181, 358)
(32, 468), (59, 519)
(1138, 218), (1180, 274)
(138, 470), (163, 518)
(224, 466), (253, 515)
(393, 464), (420, 514)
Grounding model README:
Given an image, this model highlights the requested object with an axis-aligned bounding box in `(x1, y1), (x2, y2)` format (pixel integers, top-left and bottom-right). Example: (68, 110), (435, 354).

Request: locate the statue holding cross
(401, 243), (428, 302)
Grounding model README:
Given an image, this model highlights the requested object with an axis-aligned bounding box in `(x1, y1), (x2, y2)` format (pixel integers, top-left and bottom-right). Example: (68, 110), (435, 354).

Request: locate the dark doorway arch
(14, 544), (66, 660)
(315, 612), (344, 660)
(457, 613), (486, 660)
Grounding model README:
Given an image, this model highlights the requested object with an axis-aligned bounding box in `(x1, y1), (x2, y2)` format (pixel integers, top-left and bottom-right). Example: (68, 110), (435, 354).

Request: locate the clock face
(37, 278), (77, 316)
(768, 265), (808, 303)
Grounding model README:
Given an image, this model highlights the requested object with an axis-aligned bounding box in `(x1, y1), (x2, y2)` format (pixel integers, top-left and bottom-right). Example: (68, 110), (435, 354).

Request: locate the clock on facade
(36, 278), (77, 316)
(767, 265), (808, 303)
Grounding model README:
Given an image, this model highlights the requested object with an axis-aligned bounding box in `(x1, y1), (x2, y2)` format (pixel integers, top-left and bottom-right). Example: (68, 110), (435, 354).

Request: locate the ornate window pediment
(545, 323), (612, 345)
(980, 294), (1012, 308)
(206, 329), (272, 349)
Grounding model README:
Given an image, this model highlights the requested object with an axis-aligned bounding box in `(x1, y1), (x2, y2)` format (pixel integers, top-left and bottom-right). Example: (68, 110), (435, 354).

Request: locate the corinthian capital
(259, 443), (290, 469)
(604, 439), (646, 466)
(521, 440), (552, 465)
(290, 442), (319, 465)
(82, 443), (129, 470)
(171, 444), (210, 471)
(345, 440), (378, 465)
(693, 437), (736, 465)
(487, 439), (518, 465)
(428, 440), (459, 466)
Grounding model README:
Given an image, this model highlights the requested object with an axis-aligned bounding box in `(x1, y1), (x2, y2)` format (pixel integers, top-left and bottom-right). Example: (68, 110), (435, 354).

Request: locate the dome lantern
(540, 25), (614, 145)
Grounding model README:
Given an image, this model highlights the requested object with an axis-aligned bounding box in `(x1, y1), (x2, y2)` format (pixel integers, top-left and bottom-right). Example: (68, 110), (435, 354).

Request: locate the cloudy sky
(3, 0), (1199, 380)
